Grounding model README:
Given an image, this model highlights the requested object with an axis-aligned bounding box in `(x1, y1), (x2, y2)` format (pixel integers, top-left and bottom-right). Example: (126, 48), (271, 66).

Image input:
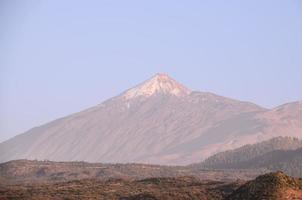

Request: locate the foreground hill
(227, 171), (302, 200)
(200, 137), (302, 177)
(1, 74), (302, 165)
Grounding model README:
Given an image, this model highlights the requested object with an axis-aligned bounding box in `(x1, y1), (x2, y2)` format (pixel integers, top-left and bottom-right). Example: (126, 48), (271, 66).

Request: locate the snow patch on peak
(123, 73), (191, 100)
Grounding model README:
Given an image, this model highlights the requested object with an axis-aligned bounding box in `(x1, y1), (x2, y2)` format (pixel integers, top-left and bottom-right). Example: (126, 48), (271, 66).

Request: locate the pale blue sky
(1, 0), (302, 142)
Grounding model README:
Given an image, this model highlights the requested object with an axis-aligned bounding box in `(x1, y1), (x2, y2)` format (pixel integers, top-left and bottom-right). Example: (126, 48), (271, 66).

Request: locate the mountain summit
(123, 73), (191, 100)
(0, 74), (302, 165)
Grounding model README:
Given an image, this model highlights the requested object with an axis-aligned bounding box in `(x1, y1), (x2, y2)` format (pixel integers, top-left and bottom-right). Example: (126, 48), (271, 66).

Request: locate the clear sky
(1, 0), (302, 142)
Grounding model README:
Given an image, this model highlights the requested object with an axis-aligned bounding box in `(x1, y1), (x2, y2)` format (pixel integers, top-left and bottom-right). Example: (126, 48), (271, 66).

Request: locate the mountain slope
(1, 74), (302, 165)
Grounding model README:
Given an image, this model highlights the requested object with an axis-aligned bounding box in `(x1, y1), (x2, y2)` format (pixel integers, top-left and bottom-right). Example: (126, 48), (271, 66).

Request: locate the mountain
(200, 137), (302, 177)
(227, 171), (302, 200)
(1, 73), (302, 165)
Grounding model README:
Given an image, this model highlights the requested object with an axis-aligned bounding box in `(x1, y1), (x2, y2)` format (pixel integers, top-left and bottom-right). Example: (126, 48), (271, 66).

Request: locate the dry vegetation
(0, 176), (241, 200)
(1, 160), (302, 199)
(1, 172), (302, 200)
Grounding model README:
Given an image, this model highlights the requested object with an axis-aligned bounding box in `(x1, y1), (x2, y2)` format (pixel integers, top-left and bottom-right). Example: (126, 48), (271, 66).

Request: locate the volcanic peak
(123, 73), (191, 100)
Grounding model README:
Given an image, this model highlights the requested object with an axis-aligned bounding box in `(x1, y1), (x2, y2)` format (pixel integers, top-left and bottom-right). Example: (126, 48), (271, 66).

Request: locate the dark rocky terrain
(0, 160), (264, 185)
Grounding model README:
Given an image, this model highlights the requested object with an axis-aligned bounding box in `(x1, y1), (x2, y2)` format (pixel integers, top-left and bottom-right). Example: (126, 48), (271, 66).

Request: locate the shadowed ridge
(200, 136), (302, 169)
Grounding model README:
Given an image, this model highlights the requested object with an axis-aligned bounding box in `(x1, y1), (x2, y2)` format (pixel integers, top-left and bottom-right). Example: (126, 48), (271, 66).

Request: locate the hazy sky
(1, 0), (302, 142)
